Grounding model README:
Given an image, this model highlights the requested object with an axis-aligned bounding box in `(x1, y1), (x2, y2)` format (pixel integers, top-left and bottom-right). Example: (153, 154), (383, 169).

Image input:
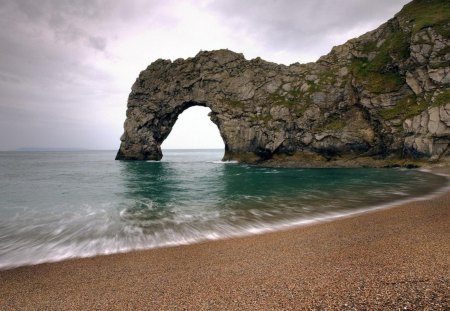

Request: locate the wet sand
(1, 167), (449, 310)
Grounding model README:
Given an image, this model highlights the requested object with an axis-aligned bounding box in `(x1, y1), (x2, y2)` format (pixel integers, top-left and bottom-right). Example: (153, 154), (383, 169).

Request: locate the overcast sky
(0, 0), (411, 151)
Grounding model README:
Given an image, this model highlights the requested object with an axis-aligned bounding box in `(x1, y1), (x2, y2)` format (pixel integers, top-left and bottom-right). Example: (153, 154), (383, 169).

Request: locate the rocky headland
(116, 0), (450, 167)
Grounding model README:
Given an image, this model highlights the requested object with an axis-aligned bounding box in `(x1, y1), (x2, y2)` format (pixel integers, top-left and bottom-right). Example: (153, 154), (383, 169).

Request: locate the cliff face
(116, 0), (450, 166)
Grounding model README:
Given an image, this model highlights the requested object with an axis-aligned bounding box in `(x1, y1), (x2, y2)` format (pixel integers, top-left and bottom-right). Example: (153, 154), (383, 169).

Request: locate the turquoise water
(0, 150), (447, 269)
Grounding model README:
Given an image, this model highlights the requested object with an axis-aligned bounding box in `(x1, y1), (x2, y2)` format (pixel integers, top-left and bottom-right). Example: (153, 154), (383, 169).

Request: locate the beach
(0, 167), (449, 310)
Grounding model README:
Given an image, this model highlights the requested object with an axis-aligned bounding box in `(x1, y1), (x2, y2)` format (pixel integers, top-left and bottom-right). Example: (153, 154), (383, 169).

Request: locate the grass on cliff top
(353, 0), (450, 93)
(400, 0), (450, 36)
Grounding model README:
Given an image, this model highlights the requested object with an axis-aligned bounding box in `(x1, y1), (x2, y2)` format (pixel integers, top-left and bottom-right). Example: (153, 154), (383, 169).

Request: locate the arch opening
(161, 106), (225, 157)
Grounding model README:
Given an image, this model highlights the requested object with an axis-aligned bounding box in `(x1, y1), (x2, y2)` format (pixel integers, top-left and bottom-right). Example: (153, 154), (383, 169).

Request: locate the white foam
(1, 171), (448, 271)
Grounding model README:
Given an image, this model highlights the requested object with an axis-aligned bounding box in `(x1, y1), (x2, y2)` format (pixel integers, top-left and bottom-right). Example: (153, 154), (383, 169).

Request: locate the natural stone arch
(116, 49), (373, 162)
(116, 50), (292, 161)
(117, 1), (450, 165)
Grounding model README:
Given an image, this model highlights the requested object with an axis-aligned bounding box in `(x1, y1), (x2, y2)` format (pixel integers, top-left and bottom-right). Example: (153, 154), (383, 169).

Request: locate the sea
(0, 149), (448, 270)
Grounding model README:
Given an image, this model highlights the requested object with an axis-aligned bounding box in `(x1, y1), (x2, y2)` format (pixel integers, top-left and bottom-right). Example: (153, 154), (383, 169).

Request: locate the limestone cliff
(116, 0), (450, 166)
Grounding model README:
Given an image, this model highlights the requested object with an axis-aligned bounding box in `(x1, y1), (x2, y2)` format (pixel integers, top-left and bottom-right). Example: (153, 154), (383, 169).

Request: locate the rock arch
(117, 1), (450, 165)
(116, 50), (293, 162)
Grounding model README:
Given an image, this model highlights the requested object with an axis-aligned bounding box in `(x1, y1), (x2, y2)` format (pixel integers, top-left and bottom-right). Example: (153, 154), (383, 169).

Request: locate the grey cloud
(0, 73), (21, 84)
(0, 0), (172, 150)
(3, 0), (171, 52)
(3, 0), (108, 51)
(0, 5), (119, 150)
(0, 0), (171, 92)
(88, 36), (107, 51)
(207, 0), (411, 58)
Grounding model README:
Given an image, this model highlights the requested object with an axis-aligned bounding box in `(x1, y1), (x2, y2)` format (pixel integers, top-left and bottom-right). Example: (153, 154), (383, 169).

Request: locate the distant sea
(0, 150), (448, 269)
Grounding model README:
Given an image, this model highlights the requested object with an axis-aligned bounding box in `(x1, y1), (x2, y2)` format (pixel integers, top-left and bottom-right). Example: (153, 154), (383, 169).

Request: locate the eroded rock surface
(117, 0), (450, 165)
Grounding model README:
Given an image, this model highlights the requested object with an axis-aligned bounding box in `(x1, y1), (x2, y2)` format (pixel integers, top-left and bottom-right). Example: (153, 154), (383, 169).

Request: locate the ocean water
(0, 149), (447, 269)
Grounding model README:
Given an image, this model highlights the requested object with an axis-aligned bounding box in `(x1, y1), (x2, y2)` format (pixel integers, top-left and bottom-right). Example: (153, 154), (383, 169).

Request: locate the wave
(1, 180), (448, 271)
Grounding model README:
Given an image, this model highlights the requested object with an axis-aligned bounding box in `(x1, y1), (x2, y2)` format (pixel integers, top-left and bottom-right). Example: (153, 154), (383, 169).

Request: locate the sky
(0, 0), (411, 151)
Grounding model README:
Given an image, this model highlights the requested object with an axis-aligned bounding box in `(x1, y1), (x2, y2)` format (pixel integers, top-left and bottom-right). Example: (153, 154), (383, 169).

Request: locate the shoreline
(0, 168), (448, 272)
(1, 167), (449, 309)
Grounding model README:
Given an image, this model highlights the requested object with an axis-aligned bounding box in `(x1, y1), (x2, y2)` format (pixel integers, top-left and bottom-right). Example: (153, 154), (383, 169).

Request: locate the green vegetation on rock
(359, 30), (409, 70)
(436, 46), (450, 57)
(379, 94), (428, 121)
(250, 114), (273, 123)
(362, 41), (378, 54)
(270, 93), (296, 107)
(352, 27), (410, 94)
(351, 58), (404, 93)
(433, 89), (450, 107)
(380, 89), (449, 123)
(400, 0), (450, 36)
(367, 72), (404, 94)
(324, 118), (346, 131)
(221, 98), (244, 108)
(317, 70), (338, 85)
(270, 86), (312, 107)
(305, 81), (319, 93)
(118, 2), (450, 164)
(429, 60), (450, 69)
(371, 32), (410, 69)
(268, 86), (315, 118)
(316, 114), (346, 131)
(294, 105), (309, 116)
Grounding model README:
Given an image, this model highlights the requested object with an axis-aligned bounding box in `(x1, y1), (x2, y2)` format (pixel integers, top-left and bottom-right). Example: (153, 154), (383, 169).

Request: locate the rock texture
(117, 0), (450, 165)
